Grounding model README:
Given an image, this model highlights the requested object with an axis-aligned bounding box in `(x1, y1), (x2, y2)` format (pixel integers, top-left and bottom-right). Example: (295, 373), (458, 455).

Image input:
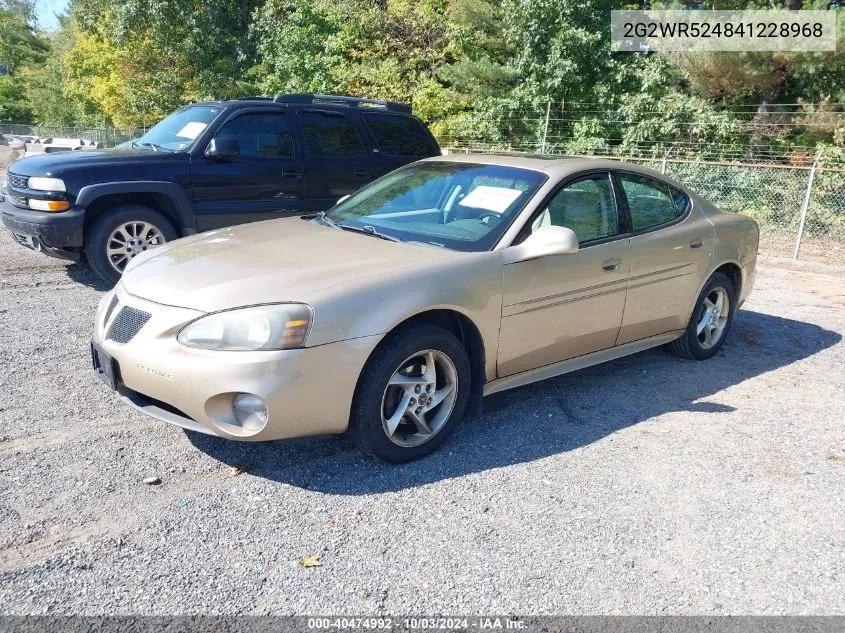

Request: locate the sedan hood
(121, 217), (459, 312)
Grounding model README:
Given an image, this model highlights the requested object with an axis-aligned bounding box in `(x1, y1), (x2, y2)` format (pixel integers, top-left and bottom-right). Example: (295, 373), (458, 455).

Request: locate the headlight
(177, 304), (312, 351)
(27, 177), (66, 192)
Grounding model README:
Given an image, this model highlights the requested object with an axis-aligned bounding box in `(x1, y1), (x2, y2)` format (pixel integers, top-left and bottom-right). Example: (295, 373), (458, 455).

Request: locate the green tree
(0, 0), (49, 122)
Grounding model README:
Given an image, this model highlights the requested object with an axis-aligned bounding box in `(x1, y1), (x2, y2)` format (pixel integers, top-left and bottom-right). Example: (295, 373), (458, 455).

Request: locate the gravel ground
(0, 228), (844, 616)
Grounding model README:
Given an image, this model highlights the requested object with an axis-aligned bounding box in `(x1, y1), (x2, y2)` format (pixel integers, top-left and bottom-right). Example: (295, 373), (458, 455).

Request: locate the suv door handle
(354, 169), (370, 179)
(282, 169), (302, 179)
(689, 238), (704, 249)
(602, 258), (622, 272)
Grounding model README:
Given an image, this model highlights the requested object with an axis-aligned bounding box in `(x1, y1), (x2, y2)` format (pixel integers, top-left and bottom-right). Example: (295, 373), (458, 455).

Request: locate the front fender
(75, 181), (197, 234)
(305, 251), (504, 381)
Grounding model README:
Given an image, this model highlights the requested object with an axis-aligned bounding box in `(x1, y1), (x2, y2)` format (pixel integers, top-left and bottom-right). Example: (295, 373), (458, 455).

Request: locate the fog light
(232, 393), (268, 432)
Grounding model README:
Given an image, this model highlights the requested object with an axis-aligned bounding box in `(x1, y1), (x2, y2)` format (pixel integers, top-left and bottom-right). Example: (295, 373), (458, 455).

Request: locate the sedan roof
(425, 152), (673, 183)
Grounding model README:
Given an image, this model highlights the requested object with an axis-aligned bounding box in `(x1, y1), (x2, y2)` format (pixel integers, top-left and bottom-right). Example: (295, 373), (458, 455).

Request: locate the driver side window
(215, 113), (294, 158)
(530, 175), (619, 244)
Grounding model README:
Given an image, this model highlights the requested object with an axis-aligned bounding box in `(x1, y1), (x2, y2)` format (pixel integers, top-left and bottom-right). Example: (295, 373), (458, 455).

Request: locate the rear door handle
(354, 169), (370, 179)
(282, 169), (302, 179)
(689, 238), (704, 249)
(602, 258), (622, 272)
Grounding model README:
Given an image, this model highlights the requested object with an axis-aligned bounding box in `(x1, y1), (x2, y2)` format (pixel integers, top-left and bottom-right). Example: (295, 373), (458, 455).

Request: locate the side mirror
(205, 137), (240, 160)
(336, 194), (351, 205)
(503, 225), (579, 264)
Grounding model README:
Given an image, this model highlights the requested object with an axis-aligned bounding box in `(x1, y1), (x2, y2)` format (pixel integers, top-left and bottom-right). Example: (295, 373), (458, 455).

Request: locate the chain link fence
(1, 123), (149, 147)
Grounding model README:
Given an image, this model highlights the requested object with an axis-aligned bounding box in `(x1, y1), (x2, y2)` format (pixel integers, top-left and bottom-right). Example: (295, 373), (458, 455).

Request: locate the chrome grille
(103, 295), (119, 327)
(109, 306), (151, 343)
(8, 174), (28, 190)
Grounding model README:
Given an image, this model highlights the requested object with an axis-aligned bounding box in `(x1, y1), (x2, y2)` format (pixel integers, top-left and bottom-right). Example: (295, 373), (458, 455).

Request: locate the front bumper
(93, 284), (381, 441)
(1, 195), (85, 261)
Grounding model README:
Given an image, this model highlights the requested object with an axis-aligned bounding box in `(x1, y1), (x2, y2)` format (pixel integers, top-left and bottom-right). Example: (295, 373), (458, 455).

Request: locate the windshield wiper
(339, 223), (403, 243)
(131, 140), (170, 153)
(313, 211), (341, 229)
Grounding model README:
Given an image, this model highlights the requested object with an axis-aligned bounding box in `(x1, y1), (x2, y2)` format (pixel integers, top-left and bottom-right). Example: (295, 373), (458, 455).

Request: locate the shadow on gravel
(66, 263), (112, 291)
(188, 310), (841, 494)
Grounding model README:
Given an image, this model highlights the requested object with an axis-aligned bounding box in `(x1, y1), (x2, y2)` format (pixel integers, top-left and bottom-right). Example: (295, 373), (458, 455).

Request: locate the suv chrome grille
(109, 306), (151, 343)
(8, 174), (28, 190)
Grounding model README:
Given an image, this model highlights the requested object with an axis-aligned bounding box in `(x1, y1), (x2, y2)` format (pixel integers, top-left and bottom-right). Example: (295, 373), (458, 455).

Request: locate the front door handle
(282, 169), (302, 179)
(354, 169), (370, 179)
(689, 238), (704, 249)
(602, 258), (622, 272)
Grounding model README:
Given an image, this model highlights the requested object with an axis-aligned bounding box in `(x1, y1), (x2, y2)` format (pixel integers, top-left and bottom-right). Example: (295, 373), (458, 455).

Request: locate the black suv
(1, 94), (440, 283)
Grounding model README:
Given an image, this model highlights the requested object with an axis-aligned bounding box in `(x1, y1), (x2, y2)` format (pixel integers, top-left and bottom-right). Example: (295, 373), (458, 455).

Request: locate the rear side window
(215, 113), (294, 157)
(669, 185), (690, 213)
(300, 111), (365, 157)
(363, 113), (435, 157)
(618, 174), (684, 231)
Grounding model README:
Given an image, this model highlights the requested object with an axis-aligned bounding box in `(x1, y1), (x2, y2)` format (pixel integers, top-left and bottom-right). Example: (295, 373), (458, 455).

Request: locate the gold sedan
(91, 155), (758, 462)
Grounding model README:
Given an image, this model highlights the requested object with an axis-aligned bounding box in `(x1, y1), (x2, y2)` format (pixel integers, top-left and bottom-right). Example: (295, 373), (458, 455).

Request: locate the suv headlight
(27, 177), (66, 192)
(177, 304), (312, 351)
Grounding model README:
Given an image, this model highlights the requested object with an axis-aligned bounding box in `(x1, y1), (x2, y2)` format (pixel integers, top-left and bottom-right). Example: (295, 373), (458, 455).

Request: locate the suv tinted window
(216, 112), (294, 157)
(362, 113), (434, 157)
(618, 174), (683, 231)
(530, 175), (618, 243)
(300, 111), (364, 157)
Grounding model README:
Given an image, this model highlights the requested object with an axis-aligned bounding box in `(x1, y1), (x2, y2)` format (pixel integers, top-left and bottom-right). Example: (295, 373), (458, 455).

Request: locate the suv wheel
(86, 205), (177, 285)
(349, 324), (471, 463)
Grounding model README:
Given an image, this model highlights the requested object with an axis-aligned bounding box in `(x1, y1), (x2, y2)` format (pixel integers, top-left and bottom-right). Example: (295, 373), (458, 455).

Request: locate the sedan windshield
(133, 106), (222, 152)
(325, 162), (547, 251)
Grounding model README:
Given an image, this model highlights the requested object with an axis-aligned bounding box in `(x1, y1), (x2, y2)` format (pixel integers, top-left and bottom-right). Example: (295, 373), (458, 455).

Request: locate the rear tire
(85, 205), (177, 285)
(669, 272), (736, 360)
(349, 324), (471, 463)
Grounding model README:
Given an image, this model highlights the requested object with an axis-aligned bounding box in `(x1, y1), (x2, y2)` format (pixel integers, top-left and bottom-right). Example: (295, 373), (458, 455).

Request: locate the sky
(35, 0), (68, 32)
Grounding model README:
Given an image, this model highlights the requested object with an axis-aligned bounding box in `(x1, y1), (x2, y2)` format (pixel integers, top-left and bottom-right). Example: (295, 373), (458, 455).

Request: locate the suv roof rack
(274, 93), (412, 114)
(232, 96), (274, 101)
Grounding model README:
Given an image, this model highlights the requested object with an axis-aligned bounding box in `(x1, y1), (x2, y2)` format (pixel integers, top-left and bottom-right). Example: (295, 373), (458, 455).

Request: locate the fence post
(793, 154), (821, 260)
(540, 101), (551, 154)
(660, 146), (673, 174)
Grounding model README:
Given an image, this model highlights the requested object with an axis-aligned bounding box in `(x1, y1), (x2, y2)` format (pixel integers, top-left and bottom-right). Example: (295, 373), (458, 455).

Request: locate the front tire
(349, 324), (471, 463)
(85, 205), (177, 285)
(669, 272), (736, 360)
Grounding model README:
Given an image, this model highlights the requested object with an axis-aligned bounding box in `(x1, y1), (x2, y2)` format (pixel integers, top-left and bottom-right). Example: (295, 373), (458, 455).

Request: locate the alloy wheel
(380, 349), (459, 448)
(106, 221), (166, 273)
(696, 287), (730, 350)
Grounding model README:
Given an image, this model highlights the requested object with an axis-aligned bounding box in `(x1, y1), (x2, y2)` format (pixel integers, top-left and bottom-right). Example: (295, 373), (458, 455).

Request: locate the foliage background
(1, 0), (844, 160)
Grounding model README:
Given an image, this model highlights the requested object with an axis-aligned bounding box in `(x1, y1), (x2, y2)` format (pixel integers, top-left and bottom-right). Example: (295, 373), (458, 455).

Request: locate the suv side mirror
(205, 137), (240, 160)
(503, 225), (579, 264)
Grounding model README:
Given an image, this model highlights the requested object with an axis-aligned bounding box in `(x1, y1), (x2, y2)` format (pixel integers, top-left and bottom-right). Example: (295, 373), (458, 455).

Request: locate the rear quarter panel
(695, 195), (759, 306)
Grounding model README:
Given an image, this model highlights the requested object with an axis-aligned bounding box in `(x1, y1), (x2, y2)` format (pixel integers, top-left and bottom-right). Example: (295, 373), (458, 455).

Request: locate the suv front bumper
(0, 194), (85, 261)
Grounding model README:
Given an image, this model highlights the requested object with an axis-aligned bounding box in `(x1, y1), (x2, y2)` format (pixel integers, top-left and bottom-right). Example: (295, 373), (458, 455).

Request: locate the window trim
(612, 170), (693, 236)
(512, 170), (628, 249)
(199, 106), (298, 160)
(298, 108), (367, 158)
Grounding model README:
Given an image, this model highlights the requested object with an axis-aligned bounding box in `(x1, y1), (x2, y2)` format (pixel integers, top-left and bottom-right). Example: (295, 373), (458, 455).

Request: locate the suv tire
(349, 324), (471, 463)
(85, 205), (177, 285)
